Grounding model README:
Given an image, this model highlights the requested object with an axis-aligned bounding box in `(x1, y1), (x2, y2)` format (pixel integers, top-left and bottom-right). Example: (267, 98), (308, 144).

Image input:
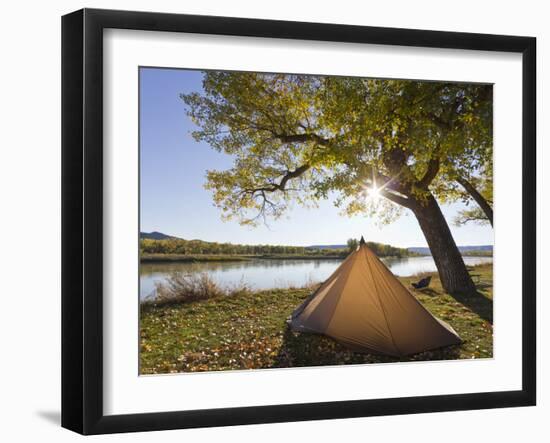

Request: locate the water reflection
(140, 256), (492, 300)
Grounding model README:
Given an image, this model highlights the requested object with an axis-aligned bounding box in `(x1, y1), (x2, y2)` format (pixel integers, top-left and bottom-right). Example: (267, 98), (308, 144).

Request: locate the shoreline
(140, 261), (493, 304)
(140, 253), (492, 263)
(140, 253), (348, 263)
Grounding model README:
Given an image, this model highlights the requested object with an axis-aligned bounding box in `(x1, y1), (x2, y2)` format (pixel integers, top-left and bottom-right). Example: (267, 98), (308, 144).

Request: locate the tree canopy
(181, 71), (493, 294)
(182, 72), (492, 226)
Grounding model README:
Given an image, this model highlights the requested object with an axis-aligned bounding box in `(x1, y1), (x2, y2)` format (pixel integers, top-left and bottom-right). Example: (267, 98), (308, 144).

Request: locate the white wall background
(0, 1), (546, 441)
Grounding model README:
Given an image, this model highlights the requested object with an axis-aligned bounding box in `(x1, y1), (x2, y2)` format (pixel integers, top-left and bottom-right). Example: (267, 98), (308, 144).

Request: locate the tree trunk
(411, 195), (477, 295)
(457, 177), (493, 227)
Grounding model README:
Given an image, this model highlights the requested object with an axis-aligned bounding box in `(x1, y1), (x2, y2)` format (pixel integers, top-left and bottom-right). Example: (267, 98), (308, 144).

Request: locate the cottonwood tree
(181, 72), (492, 294)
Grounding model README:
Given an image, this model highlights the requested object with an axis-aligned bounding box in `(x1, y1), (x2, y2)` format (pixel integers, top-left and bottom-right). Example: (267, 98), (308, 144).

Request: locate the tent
(288, 237), (462, 357)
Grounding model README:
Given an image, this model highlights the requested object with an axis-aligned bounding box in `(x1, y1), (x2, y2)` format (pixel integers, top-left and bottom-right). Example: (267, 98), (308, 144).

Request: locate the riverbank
(141, 253), (489, 263)
(140, 253), (348, 263)
(140, 264), (493, 374)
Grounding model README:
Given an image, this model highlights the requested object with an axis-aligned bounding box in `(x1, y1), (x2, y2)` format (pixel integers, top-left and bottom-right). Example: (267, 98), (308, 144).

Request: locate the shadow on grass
(450, 290), (493, 324)
(272, 327), (462, 369)
(474, 281), (493, 291)
(414, 287), (439, 297)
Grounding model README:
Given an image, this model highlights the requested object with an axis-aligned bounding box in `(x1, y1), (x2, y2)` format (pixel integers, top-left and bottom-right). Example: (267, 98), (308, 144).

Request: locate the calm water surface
(140, 256), (492, 300)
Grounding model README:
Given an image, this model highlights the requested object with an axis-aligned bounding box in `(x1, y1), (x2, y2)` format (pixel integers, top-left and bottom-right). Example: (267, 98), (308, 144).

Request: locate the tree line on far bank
(140, 237), (414, 258)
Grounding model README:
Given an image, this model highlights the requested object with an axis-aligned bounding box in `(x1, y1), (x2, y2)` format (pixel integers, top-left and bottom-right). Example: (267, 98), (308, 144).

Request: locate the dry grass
(148, 272), (251, 306)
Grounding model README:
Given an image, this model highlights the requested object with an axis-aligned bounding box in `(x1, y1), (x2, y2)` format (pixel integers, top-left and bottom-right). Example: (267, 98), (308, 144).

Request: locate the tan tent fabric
(289, 240), (461, 356)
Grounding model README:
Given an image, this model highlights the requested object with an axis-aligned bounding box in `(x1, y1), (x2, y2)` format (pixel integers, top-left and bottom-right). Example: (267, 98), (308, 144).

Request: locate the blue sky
(139, 67), (493, 248)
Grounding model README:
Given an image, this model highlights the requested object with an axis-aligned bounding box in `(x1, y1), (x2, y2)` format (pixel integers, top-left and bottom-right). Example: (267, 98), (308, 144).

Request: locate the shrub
(149, 273), (251, 306)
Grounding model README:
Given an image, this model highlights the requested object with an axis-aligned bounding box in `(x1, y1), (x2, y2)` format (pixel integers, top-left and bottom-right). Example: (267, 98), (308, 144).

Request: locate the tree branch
(274, 133), (331, 146)
(418, 157), (441, 189)
(239, 164), (311, 196)
(456, 177), (493, 226)
(378, 188), (415, 209)
(277, 164), (311, 190)
(235, 163), (312, 225)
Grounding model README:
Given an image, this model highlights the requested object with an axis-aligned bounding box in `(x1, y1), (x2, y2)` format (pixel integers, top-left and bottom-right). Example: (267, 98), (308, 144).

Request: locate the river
(140, 255), (492, 300)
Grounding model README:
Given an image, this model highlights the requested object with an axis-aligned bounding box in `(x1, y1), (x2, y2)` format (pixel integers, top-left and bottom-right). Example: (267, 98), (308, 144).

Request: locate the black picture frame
(62, 8), (536, 435)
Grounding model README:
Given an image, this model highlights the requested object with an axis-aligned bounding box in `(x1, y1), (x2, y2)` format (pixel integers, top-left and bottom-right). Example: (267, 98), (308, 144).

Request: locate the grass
(139, 264), (493, 374)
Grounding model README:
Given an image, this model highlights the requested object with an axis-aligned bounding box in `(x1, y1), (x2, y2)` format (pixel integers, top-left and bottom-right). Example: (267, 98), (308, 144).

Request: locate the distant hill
(140, 231), (179, 240)
(408, 245), (493, 256)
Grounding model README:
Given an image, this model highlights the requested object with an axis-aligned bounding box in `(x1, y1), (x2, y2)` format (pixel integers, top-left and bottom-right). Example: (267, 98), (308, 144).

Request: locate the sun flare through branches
(368, 182), (381, 202)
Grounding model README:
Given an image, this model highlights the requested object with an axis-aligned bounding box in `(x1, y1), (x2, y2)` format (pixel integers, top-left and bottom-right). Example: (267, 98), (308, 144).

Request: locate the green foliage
(181, 72), (492, 225)
(140, 238), (328, 256)
(141, 254), (251, 263)
(347, 238), (358, 252)
(346, 237), (412, 257)
(453, 170), (493, 225)
(140, 237), (309, 256)
(454, 207), (491, 226)
(140, 238), (413, 258)
(364, 241), (412, 258)
(460, 248), (493, 257)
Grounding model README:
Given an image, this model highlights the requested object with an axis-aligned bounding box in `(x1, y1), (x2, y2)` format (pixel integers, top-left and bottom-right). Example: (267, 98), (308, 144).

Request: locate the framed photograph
(62, 8), (536, 434)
